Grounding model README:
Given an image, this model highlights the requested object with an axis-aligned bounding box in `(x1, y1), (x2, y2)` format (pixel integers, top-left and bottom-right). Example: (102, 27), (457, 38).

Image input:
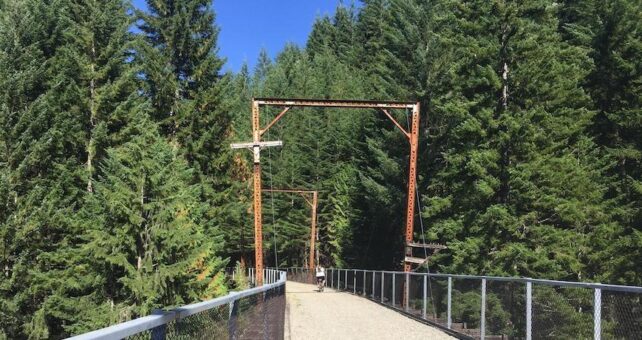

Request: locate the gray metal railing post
(150, 310), (167, 340)
(228, 298), (238, 340)
(447, 276), (452, 329)
(392, 273), (396, 307)
(372, 271), (375, 298)
(594, 288), (602, 340)
(330, 269), (334, 288)
(381, 272), (385, 303)
(344, 270), (348, 291)
(423, 274), (427, 319)
(526, 281), (532, 340)
(405, 272), (409, 312)
(353, 270), (356, 294)
(262, 291), (268, 340)
(338, 269), (341, 289)
(481, 278), (486, 340)
(363, 270), (367, 296)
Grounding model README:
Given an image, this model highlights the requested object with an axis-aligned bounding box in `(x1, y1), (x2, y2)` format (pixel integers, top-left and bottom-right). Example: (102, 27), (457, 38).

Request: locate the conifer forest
(0, 0), (641, 338)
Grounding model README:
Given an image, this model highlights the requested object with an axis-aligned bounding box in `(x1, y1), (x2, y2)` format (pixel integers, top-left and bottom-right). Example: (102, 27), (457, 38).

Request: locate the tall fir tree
(137, 0), (230, 286)
(0, 0), (89, 337)
(422, 0), (604, 281)
(583, 0), (642, 285)
(82, 113), (226, 322)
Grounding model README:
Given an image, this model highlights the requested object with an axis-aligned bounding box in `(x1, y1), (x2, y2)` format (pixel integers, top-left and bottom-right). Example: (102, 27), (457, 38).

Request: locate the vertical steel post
(401, 103), (420, 310)
(150, 310), (166, 340)
(594, 288), (602, 340)
(372, 271), (375, 299)
(352, 269), (357, 295)
(228, 299), (238, 340)
(353, 270), (356, 294)
(392, 274), (396, 307)
(481, 278), (486, 340)
(309, 192), (318, 270)
(423, 274), (427, 319)
(331, 269), (334, 288)
(447, 277), (452, 329)
(262, 291), (268, 340)
(403, 102), (420, 273)
(381, 272), (385, 303)
(363, 270), (367, 296)
(251, 100), (264, 286)
(526, 281), (532, 340)
(344, 270), (348, 291)
(405, 272), (410, 312)
(337, 269), (340, 290)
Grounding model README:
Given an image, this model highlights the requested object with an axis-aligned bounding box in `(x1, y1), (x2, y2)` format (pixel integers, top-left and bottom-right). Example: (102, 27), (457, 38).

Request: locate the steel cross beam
(255, 97), (416, 109)
(263, 189), (319, 270)
(237, 98), (420, 285)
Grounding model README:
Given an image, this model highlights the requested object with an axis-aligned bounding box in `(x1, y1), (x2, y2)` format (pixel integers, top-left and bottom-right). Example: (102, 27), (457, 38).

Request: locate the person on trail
(315, 266), (325, 291)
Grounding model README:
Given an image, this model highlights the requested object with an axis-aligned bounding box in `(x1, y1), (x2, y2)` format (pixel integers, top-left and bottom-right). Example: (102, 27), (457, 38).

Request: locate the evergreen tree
(306, 16), (334, 59)
(137, 0), (231, 287)
(83, 113), (226, 321)
(221, 64), (254, 265)
(0, 0), (88, 337)
(583, 0), (642, 285)
(0, 0), (53, 336)
(422, 0), (604, 280)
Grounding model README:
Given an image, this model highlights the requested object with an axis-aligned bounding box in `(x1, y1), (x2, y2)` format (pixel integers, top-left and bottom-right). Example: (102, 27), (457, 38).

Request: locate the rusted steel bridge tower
(263, 188), (319, 270)
(232, 98), (424, 285)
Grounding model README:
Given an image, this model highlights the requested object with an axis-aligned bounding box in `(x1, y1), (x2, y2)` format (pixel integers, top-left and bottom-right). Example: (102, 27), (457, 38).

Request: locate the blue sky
(132, 0), (342, 73)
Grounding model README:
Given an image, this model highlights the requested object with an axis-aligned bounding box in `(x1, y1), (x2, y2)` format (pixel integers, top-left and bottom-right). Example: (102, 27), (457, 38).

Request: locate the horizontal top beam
(262, 188), (317, 194)
(254, 97), (416, 109)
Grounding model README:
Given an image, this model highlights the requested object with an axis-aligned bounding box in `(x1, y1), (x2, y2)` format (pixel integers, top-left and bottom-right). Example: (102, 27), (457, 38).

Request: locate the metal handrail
(283, 266), (642, 293)
(68, 269), (286, 340)
(284, 267), (642, 340)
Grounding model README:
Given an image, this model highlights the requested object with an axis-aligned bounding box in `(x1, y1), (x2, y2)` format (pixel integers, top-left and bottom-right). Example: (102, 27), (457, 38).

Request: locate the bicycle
(317, 277), (325, 292)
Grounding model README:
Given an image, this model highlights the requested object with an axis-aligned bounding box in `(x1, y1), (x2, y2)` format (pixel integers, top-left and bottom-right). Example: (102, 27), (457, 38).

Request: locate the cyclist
(315, 266), (325, 291)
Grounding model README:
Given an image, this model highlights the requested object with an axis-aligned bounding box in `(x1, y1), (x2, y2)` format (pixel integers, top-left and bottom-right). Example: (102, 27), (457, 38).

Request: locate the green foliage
(0, 0), (230, 337)
(1, 0), (641, 337)
(84, 113), (226, 317)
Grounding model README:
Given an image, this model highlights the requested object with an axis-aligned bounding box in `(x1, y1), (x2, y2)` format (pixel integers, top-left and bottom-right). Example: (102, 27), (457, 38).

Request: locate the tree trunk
(87, 40), (97, 193)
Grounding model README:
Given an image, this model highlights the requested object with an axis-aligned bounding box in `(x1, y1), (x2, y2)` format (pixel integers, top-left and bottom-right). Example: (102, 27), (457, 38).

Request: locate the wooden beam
(407, 242), (447, 250)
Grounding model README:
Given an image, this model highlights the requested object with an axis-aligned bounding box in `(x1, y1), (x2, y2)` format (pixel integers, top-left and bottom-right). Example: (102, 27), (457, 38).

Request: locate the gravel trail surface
(284, 281), (454, 340)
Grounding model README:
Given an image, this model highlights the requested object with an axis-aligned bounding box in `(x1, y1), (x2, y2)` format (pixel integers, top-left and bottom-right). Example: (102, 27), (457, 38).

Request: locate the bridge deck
(284, 281), (454, 340)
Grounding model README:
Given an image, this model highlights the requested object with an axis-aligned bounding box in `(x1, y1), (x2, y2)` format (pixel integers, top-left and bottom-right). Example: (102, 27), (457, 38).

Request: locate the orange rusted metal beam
(255, 97), (415, 109)
(260, 106), (291, 136)
(381, 109), (410, 138)
(251, 100), (264, 286)
(310, 191), (318, 271)
(403, 102), (420, 273)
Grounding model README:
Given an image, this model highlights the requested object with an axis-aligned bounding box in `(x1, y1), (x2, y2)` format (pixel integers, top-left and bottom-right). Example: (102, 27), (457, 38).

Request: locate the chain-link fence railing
(285, 267), (642, 340)
(70, 269), (286, 340)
